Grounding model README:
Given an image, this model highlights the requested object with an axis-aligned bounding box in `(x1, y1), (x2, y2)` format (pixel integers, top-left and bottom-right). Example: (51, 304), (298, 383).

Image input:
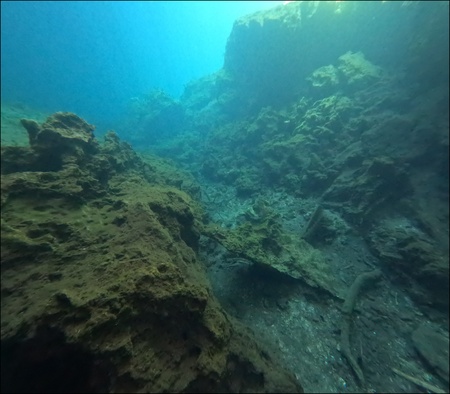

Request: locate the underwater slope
(141, 1), (449, 313)
(0, 112), (303, 393)
(125, 2), (449, 392)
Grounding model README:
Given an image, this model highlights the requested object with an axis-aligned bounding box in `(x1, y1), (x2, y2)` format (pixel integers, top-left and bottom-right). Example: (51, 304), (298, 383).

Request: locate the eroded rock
(1, 113), (303, 393)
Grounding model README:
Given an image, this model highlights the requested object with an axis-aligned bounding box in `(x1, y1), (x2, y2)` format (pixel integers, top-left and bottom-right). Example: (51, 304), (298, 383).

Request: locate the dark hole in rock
(188, 346), (201, 357)
(27, 228), (48, 239)
(181, 330), (189, 340)
(157, 263), (168, 273)
(112, 216), (126, 227)
(1, 325), (114, 393)
(48, 272), (63, 281)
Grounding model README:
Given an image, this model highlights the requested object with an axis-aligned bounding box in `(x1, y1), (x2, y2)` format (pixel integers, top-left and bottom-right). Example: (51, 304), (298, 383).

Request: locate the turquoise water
(1, 1), (281, 131)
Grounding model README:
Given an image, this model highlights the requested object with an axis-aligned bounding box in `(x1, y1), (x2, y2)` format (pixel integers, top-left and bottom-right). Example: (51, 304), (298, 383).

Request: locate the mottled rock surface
(1, 113), (303, 393)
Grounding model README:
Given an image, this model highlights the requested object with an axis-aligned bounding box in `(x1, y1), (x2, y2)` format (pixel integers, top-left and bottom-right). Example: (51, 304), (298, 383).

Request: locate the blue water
(1, 1), (282, 132)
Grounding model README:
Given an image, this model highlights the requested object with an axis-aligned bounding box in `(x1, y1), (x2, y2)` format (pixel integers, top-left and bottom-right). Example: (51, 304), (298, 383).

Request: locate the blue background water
(1, 1), (281, 131)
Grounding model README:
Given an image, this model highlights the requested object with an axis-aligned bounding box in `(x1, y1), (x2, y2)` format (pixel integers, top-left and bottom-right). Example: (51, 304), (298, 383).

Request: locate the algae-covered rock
(222, 1), (413, 109)
(2, 112), (98, 175)
(1, 113), (303, 393)
(306, 52), (383, 98)
(22, 111), (98, 154)
(181, 69), (245, 124)
(125, 89), (185, 145)
(204, 204), (343, 299)
(234, 169), (262, 197)
(323, 157), (412, 225)
(224, 2), (304, 106)
(337, 51), (382, 86)
(367, 216), (449, 311)
(308, 65), (340, 88)
(224, 1), (351, 107)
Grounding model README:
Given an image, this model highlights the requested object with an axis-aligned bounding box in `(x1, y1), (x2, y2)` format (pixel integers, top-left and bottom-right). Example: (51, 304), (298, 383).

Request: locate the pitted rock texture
(1, 113), (303, 393)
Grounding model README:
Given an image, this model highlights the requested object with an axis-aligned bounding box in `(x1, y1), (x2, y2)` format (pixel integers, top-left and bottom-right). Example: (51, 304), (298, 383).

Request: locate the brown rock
(22, 112), (96, 150)
(1, 113), (303, 393)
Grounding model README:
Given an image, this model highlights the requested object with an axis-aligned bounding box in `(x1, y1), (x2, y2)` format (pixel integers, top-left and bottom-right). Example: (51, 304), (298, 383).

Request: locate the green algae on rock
(204, 203), (344, 300)
(1, 112), (303, 393)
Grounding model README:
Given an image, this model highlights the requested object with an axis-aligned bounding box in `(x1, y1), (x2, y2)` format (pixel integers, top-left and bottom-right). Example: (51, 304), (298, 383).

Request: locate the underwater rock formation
(185, 33), (449, 311)
(204, 199), (344, 300)
(222, 1), (442, 110)
(1, 112), (303, 393)
(367, 217), (449, 311)
(124, 89), (185, 145)
(307, 52), (383, 99)
(143, 2), (449, 317)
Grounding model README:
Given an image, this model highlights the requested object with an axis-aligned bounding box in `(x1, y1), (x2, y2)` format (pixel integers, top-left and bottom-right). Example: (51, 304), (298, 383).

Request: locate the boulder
(1, 113), (303, 393)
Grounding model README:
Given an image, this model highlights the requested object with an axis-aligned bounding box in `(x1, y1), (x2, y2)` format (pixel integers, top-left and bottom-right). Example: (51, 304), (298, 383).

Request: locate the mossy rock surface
(204, 207), (344, 299)
(1, 113), (303, 393)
